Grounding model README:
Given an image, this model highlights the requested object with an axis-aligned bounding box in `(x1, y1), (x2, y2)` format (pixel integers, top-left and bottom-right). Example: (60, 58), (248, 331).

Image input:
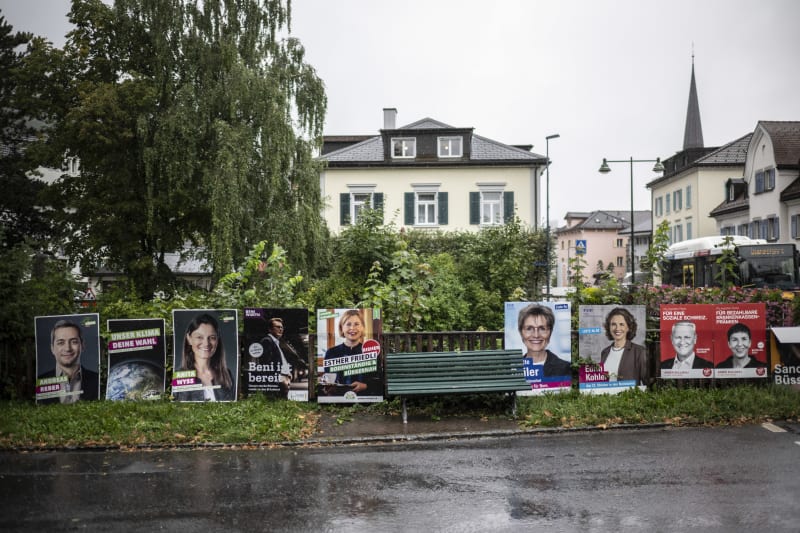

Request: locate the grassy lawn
(1, 384), (798, 450)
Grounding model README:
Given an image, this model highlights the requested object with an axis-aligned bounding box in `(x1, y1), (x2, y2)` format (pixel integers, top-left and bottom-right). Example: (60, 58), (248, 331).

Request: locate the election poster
(769, 327), (800, 390)
(172, 309), (239, 402)
(243, 308), (310, 401)
(316, 308), (383, 404)
(35, 313), (101, 404)
(106, 318), (166, 400)
(659, 304), (715, 379)
(577, 305), (648, 394)
(711, 303), (767, 379)
(504, 301), (572, 395)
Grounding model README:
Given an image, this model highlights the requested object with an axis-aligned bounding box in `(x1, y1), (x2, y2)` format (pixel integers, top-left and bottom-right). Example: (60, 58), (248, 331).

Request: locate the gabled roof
(319, 116), (545, 165)
(758, 121), (800, 168)
(647, 133), (751, 188)
(694, 132), (752, 165)
(556, 210), (650, 233)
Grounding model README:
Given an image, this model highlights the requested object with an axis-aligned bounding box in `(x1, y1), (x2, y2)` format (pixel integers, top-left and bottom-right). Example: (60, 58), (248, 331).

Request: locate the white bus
(662, 235), (799, 290)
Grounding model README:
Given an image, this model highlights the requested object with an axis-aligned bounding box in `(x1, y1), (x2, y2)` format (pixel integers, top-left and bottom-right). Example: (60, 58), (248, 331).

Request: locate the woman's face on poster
(608, 314), (630, 345)
(728, 331), (751, 359)
(520, 314), (551, 354)
(341, 315), (364, 344)
(188, 323), (219, 362)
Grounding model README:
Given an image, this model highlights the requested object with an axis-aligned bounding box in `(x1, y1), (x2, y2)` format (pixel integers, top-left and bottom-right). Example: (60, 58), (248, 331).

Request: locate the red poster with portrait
(711, 303), (767, 379)
(659, 304), (715, 379)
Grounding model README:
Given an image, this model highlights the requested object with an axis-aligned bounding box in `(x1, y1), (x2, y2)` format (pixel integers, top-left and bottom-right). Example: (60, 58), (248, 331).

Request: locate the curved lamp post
(597, 156), (665, 286)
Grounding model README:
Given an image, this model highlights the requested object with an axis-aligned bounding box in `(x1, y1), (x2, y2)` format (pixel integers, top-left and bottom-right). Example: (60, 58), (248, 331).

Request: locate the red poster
(660, 304), (714, 379)
(712, 304), (768, 379)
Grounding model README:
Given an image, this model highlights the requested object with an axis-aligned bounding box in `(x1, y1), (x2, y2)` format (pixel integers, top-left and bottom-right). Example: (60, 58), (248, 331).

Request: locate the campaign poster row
(35, 308), (385, 405)
(505, 302), (771, 396)
(32, 302), (784, 404)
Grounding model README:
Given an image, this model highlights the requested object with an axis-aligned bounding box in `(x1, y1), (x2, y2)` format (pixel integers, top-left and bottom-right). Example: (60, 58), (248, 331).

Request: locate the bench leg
(402, 397), (408, 424)
(512, 392), (517, 419)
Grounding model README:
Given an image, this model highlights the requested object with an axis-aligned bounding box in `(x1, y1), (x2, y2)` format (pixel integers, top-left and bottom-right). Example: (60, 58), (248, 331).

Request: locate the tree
(0, 15), (53, 248)
(641, 220), (671, 286)
(715, 235), (740, 289)
(37, 0), (328, 298)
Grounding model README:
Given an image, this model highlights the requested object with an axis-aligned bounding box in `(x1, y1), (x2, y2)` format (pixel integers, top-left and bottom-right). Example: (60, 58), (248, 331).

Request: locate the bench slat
(385, 349), (531, 396)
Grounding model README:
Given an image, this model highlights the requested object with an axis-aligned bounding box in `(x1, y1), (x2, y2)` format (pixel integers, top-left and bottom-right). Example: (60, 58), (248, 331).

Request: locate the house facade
(554, 210), (651, 286)
(318, 109), (546, 233)
(711, 121), (800, 242)
(648, 134), (752, 244)
(646, 59), (752, 245)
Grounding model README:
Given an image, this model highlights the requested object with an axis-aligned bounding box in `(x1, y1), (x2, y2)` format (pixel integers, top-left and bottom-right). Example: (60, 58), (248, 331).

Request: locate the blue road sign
(575, 240), (587, 255)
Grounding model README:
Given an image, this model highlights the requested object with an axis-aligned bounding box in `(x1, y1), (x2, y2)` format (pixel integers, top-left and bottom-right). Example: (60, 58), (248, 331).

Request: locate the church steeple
(683, 52), (704, 150)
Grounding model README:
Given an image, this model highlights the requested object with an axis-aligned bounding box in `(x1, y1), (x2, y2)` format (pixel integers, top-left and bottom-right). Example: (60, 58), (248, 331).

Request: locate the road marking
(761, 422), (786, 433)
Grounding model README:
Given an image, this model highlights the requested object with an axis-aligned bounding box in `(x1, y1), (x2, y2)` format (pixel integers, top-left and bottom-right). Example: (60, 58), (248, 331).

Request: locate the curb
(1, 422), (672, 453)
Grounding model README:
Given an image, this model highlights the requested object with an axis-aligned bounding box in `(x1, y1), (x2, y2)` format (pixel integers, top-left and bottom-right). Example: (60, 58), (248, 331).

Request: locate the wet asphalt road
(1, 424), (799, 532)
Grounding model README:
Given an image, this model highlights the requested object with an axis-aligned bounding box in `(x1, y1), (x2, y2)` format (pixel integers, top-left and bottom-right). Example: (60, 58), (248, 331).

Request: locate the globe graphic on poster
(106, 361), (164, 400)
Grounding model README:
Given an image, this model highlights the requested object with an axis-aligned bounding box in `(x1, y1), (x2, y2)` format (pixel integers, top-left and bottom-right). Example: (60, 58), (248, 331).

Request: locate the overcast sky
(3, 0), (800, 227)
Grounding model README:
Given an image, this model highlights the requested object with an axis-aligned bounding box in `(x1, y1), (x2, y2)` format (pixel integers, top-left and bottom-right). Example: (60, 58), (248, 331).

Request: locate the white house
(711, 121), (800, 242)
(317, 109), (547, 233)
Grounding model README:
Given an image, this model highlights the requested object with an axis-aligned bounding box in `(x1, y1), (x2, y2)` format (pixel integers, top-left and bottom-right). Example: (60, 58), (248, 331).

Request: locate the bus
(662, 235), (800, 290)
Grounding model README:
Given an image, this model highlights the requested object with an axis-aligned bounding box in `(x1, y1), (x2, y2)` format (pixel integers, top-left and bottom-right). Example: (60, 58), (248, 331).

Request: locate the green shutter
(373, 192), (384, 211)
(404, 192), (415, 225)
(373, 193), (384, 223)
(503, 191), (514, 223)
(340, 193), (350, 225)
(469, 192), (480, 225)
(438, 192), (448, 225)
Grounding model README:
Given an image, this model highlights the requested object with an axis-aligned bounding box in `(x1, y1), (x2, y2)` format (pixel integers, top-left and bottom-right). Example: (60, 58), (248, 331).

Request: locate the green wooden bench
(385, 349), (531, 423)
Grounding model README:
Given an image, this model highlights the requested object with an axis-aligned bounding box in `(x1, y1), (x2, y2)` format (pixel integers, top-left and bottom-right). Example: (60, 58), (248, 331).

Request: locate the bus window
(682, 264), (694, 286)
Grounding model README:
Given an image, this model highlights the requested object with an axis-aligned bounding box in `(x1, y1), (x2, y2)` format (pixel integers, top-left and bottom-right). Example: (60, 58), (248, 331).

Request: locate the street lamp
(545, 133), (560, 300)
(597, 156), (665, 286)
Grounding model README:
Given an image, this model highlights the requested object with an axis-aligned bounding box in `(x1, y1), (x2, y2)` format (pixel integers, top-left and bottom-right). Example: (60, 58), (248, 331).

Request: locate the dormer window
(391, 137), (416, 158)
(438, 136), (463, 158)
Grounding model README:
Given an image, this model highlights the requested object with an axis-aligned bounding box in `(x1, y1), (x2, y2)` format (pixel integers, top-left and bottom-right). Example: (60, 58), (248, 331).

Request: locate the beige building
(648, 134), (751, 244)
(318, 109), (546, 233)
(646, 60), (749, 244)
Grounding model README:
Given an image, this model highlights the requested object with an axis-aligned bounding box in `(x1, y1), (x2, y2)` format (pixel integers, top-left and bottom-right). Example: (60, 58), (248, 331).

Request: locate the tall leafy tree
(0, 15), (53, 248)
(39, 0), (328, 298)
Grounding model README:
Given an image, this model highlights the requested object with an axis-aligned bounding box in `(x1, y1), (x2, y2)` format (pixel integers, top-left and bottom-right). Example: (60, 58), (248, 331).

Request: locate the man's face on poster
(51, 326), (83, 370)
(269, 320), (284, 339)
(671, 323), (696, 360)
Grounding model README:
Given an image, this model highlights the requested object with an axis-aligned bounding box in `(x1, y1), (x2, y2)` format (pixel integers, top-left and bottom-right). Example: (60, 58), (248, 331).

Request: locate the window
(767, 216), (779, 241)
(480, 191), (503, 225)
(655, 197), (663, 217)
(686, 185), (692, 208)
(351, 193), (372, 223)
(673, 190), (682, 211)
(666, 193), (671, 214)
(728, 183), (736, 201)
(339, 188), (383, 226)
(766, 168), (776, 191)
(438, 136), (463, 158)
(616, 256), (623, 267)
(469, 188), (513, 225)
(616, 238), (623, 248)
(391, 137), (416, 158)
(673, 224), (683, 243)
(686, 221), (692, 240)
(792, 215), (800, 239)
(738, 223), (748, 236)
